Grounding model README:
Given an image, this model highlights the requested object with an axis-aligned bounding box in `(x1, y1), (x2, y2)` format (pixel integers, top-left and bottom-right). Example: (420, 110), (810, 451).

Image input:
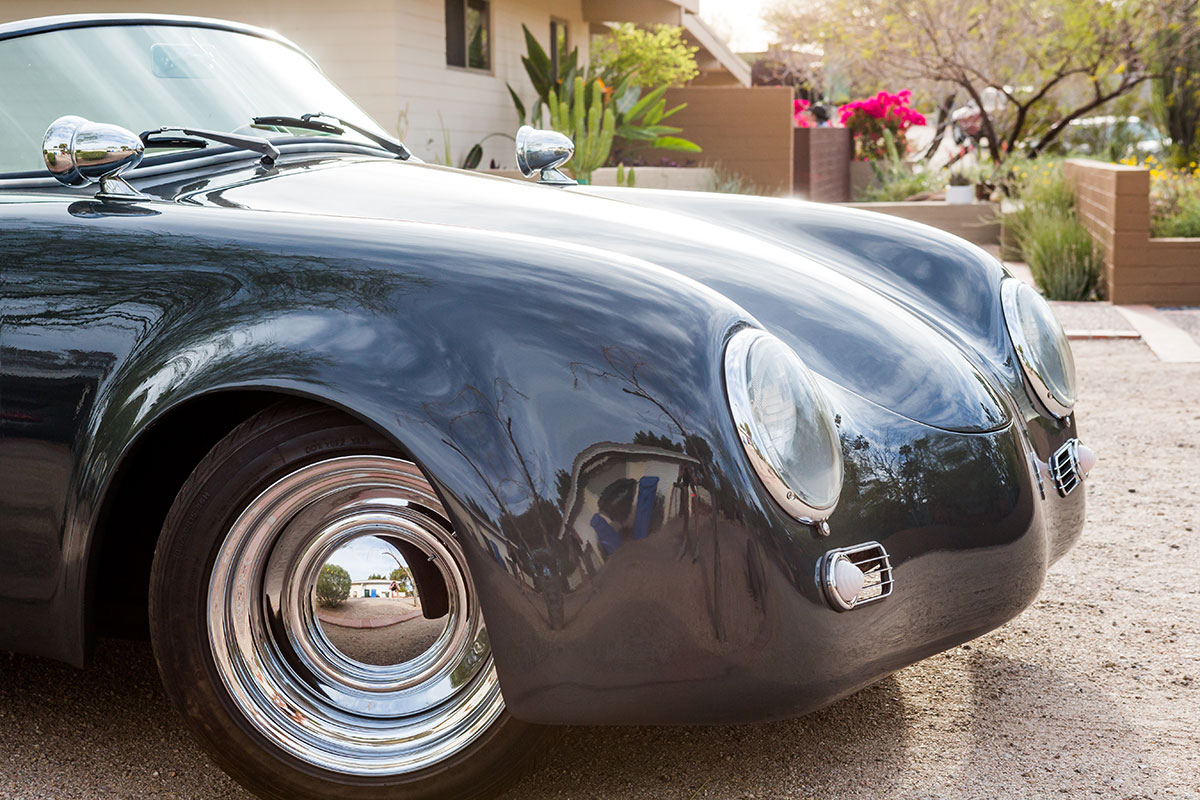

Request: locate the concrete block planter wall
(479, 169), (535, 182)
(590, 166), (715, 191)
(843, 201), (1001, 246)
(1065, 158), (1200, 304)
(849, 161), (878, 197)
(480, 167), (716, 191)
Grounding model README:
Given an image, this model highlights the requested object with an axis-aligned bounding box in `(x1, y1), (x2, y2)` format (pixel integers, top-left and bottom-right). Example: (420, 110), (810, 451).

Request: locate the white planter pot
(945, 184), (975, 205)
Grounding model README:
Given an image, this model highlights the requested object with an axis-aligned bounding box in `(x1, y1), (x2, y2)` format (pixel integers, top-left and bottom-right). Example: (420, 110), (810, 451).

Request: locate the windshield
(0, 23), (392, 175)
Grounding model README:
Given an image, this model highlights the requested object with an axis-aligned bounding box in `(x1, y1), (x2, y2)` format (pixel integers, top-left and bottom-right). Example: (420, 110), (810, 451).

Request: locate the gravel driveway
(1, 338), (1196, 800)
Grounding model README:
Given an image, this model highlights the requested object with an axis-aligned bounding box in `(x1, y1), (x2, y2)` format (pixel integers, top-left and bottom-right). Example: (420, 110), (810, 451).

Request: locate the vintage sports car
(0, 14), (1094, 800)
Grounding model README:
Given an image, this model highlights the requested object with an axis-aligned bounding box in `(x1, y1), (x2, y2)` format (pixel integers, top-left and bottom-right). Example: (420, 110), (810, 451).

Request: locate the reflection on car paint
(1, 155), (1084, 725)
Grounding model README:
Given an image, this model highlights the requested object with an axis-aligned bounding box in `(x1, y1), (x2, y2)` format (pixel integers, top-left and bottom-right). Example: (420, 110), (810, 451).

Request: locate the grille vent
(821, 542), (893, 611)
(1049, 439), (1082, 497)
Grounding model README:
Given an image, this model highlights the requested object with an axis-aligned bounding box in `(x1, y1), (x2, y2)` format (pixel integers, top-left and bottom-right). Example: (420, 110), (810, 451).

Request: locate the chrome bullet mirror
(43, 115), (147, 201)
(515, 125), (575, 185)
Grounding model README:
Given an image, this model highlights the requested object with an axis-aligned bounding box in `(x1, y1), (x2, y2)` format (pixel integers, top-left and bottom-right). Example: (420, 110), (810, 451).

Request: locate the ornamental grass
(1004, 159), (1103, 301)
(1023, 213), (1103, 302)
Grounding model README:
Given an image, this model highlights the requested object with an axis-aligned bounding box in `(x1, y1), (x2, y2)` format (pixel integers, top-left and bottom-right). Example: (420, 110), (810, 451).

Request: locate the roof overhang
(582, 0), (699, 25)
(681, 13), (751, 87)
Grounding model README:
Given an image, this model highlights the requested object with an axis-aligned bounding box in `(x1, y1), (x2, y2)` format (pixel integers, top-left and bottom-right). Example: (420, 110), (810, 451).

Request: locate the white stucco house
(349, 579), (408, 599)
(0, 0), (749, 168)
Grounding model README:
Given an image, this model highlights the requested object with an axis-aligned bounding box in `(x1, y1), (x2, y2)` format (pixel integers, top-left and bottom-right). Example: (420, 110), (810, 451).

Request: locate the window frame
(444, 0), (492, 74)
(550, 17), (569, 81)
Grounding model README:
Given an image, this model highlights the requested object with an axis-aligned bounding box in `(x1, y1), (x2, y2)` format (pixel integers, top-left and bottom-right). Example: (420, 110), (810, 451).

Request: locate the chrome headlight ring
(1001, 279), (1077, 419)
(724, 328), (843, 527)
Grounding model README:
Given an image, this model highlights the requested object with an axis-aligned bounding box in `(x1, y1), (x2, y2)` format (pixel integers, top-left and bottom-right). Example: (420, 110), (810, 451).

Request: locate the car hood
(153, 155), (1008, 433)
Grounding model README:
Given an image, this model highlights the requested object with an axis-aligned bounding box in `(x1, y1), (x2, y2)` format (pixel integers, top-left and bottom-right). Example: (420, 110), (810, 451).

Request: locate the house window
(445, 0), (490, 71)
(550, 18), (569, 79)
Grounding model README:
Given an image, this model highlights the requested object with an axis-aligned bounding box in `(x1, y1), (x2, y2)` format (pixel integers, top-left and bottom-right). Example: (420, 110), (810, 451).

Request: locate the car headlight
(724, 328), (843, 526)
(1001, 279), (1077, 419)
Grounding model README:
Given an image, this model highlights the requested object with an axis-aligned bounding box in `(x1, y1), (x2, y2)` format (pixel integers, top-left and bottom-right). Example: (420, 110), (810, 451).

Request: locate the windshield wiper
(251, 113), (414, 160)
(140, 126), (280, 167)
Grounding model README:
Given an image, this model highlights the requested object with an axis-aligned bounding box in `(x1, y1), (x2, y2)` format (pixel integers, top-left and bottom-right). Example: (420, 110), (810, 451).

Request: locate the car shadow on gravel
(0, 638), (1163, 800)
(506, 674), (916, 799)
(0, 636), (915, 800)
(508, 645), (1161, 800)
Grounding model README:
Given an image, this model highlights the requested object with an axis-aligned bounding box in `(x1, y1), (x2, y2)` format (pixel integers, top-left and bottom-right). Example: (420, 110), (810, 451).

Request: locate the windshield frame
(0, 13), (308, 55)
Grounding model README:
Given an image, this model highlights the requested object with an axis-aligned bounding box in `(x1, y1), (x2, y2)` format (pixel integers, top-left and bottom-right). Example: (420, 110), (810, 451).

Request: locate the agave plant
(508, 25), (700, 163)
(507, 25), (578, 129)
(607, 81), (700, 162)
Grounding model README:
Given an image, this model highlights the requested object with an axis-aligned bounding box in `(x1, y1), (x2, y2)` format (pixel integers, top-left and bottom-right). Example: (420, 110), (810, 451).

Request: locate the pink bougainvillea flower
(836, 89), (927, 159)
(793, 97), (815, 128)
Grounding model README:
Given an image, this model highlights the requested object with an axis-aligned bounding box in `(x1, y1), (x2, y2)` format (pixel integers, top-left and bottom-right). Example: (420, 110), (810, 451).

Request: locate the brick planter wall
(1064, 159), (1200, 304)
(793, 127), (851, 201)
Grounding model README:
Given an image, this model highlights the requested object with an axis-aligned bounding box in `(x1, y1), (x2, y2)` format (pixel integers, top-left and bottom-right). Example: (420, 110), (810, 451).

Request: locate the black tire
(149, 400), (547, 800)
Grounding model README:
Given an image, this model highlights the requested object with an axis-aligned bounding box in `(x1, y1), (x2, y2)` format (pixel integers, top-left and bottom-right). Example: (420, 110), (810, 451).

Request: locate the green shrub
(704, 165), (767, 195)
(590, 23), (699, 89)
(1019, 164), (1075, 213)
(316, 563), (351, 608)
(854, 128), (940, 201)
(1001, 206), (1035, 261)
(1001, 158), (1075, 261)
(1023, 214), (1103, 301)
(1153, 194), (1200, 236)
(1150, 169), (1200, 237)
(856, 167), (939, 201)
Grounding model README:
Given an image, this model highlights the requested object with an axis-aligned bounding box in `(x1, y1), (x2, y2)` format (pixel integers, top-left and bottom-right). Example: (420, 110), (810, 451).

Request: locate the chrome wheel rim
(207, 455), (504, 775)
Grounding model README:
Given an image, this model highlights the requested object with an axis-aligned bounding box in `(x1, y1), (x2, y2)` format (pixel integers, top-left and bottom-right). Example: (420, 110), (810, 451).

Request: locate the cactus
(616, 163), (636, 187)
(548, 76), (614, 184)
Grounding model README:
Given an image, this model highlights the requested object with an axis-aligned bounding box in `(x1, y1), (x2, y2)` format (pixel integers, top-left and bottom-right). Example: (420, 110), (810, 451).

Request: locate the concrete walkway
(1113, 305), (1200, 363)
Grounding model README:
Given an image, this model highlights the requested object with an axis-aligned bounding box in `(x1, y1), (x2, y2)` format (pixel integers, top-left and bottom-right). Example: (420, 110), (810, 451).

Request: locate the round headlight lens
(1001, 279), (1077, 418)
(724, 328), (843, 523)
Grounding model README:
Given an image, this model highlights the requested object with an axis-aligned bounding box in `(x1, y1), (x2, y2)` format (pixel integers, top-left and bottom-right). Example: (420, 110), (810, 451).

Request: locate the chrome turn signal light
(821, 542), (893, 611)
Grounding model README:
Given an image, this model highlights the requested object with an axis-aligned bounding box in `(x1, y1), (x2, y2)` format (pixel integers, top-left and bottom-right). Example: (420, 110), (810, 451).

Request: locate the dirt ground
(322, 615), (447, 666)
(317, 595), (422, 624)
(0, 338), (1196, 800)
(317, 596), (445, 665)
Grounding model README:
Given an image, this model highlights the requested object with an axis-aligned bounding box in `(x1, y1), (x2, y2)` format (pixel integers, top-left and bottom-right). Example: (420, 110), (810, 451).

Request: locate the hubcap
(207, 456), (504, 775)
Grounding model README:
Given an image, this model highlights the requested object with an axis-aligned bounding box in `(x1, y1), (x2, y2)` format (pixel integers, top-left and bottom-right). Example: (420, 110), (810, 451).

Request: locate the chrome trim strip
(1049, 438), (1082, 497)
(723, 327), (842, 526)
(1000, 278), (1074, 419)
